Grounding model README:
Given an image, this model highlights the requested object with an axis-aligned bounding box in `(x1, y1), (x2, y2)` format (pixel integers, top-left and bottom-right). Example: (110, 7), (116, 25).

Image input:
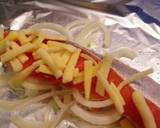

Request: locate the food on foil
(0, 20), (159, 128)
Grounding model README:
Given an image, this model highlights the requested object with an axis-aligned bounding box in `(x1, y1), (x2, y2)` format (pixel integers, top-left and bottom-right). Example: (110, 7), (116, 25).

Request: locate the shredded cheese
(9, 60), (42, 87)
(73, 72), (84, 84)
(73, 68), (79, 77)
(18, 54), (29, 63)
(9, 42), (29, 63)
(47, 41), (77, 53)
(51, 53), (65, 69)
(10, 58), (23, 72)
(73, 64), (99, 84)
(132, 91), (156, 128)
(36, 64), (53, 75)
(61, 51), (71, 65)
(36, 48), (62, 78)
(118, 68), (153, 90)
(1, 43), (35, 63)
(84, 60), (93, 100)
(0, 31), (18, 44)
(44, 34), (67, 41)
(96, 53), (113, 96)
(97, 71), (124, 114)
(18, 32), (30, 45)
(32, 33), (45, 46)
(62, 49), (81, 83)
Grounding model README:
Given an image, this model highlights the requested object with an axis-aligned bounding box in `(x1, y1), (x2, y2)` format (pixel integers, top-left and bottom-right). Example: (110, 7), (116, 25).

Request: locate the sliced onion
(0, 99), (23, 110)
(75, 21), (99, 43)
(12, 116), (46, 128)
(54, 95), (121, 125)
(69, 116), (121, 128)
(13, 91), (54, 111)
(99, 23), (111, 48)
(65, 19), (89, 30)
(53, 95), (65, 108)
(71, 104), (121, 125)
(111, 47), (137, 60)
(22, 81), (53, 90)
(73, 20), (111, 48)
(50, 101), (75, 128)
(30, 23), (72, 40)
(73, 89), (113, 108)
(118, 68), (153, 90)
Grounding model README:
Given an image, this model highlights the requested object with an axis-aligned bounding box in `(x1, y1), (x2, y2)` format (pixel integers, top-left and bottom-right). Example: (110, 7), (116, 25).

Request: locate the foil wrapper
(0, 0), (160, 128)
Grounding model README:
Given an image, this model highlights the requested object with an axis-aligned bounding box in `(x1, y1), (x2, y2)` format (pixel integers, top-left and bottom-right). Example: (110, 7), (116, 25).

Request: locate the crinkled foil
(0, 0), (160, 128)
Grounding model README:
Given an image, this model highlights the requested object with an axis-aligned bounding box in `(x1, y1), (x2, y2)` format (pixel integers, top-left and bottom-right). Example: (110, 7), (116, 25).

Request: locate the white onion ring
(65, 19), (89, 30)
(111, 47), (137, 60)
(73, 89), (113, 108)
(54, 95), (121, 125)
(30, 23), (72, 40)
(71, 104), (121, 125)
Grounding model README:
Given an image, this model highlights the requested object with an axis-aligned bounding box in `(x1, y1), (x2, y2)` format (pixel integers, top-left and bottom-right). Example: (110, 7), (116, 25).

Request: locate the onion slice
(54, 95), (121, 125)
(50, 101), (75, 128)
(65, 19), (89, 30)
(71, 104), (121, 125)
(12, 116), (46, 128)
(13, 91), (54, 111)
(111, 47), (137, 60)
(30, 23), (72, 40)
(73, 89), (113, 108)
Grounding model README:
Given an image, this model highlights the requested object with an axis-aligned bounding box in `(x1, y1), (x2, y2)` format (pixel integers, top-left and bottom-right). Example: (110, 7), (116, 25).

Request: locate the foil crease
(0, 0), (160, 128)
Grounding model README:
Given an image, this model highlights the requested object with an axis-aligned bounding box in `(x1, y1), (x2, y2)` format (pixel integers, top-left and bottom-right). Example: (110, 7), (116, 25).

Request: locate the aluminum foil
(0, 0), (160, 128)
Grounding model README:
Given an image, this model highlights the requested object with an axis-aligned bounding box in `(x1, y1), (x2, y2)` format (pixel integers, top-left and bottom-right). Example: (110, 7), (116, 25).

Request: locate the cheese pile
(0, 30), (101, 100)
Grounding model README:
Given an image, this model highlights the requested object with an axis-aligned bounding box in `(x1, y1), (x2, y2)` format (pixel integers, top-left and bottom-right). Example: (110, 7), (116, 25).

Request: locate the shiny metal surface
(0, 0), (160, 128)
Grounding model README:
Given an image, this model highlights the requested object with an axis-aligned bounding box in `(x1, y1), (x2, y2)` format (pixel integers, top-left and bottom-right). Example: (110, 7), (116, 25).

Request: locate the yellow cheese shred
(0, 43), (35, 63)
(97, 71), (124, 114)
(32, 33), (45, 47)
(47, 41), (77, 53)
(73, 64), (99, 84)
(73, 72), (84, 85)
(9, 60), (42, 87)
(18, 54), (29, 63)
(0, 31), (18, 44)
(36, 64), (53, 75)
(18, 32), (30, 45)
(84, 60), (93, 100)
(62, 49), (81, 83)
(36, 48), (62, 78)
(132, 91), (156, 128)
(96, 53), (113, 96)
(73, 68), (79, 77)
(44, 34), (67, 41)
(51, 53), (65, 69)
(61, 51), (71, 66)
(118, 68), (153, 90)
(8, 42), (29, 63)
(10, 58), (23, 72)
